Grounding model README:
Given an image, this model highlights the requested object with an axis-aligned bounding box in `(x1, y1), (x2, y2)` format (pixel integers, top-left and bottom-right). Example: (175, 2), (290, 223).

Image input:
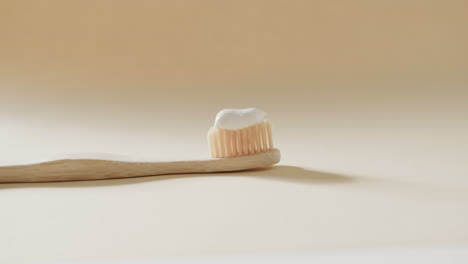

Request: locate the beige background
(1, 0), (468, 263)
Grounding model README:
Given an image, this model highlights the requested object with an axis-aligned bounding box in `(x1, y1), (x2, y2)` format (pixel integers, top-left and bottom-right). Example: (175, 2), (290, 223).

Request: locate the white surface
(1, 104), (468, 263)
(53, 246), (468, 264)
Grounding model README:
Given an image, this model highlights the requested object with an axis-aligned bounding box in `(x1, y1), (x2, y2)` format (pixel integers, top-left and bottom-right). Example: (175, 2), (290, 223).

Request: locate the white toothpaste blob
(214, 108), (267, 130)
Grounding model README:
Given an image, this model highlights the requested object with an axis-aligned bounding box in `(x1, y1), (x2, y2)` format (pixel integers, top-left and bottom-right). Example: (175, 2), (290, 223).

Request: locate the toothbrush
(0, 108), (280, 183)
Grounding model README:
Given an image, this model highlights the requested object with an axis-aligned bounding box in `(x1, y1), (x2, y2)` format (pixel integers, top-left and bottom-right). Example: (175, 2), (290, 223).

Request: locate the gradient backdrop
(1, 0), (468, 263)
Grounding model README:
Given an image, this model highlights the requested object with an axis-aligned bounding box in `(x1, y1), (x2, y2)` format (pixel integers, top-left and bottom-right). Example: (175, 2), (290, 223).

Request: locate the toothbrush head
(208, 108), (275, 158)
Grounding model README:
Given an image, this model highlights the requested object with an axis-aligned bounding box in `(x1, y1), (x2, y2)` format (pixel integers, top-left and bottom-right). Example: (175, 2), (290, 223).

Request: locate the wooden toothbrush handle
(0, 149), (280, 183)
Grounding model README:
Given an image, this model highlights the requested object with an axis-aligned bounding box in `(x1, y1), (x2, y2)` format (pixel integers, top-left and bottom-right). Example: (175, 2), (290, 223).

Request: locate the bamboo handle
(0, 149), (280, 183)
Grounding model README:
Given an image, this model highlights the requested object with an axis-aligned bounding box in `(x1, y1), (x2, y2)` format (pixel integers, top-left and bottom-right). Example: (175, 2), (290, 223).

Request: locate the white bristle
(208, 120), (274, 158)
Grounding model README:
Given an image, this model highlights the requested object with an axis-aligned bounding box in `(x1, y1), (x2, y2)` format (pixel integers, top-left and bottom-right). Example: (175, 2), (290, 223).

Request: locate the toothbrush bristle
(208, 120), (275, 158)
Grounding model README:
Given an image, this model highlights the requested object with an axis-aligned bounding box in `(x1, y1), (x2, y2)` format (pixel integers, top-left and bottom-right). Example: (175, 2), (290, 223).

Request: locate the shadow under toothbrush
(0, 165), (356, 189)
(235, 165), (356, 184)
